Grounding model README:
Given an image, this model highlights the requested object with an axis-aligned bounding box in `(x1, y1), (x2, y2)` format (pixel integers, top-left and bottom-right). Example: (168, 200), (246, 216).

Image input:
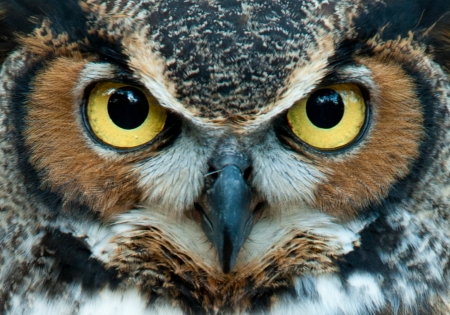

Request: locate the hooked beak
(196, 155), (256, 273)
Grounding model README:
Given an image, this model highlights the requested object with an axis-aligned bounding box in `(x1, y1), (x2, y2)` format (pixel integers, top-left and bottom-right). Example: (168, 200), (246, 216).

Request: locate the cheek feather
(312, 59), (424, 218)
(24, 58), (141, 217)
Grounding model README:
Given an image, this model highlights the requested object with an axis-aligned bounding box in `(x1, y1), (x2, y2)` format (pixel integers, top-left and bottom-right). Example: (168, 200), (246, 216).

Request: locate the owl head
(1, 0), (450, 314)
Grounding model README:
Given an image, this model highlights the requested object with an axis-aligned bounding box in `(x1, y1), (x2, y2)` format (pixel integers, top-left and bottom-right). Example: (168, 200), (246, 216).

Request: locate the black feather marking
(0, 0), (88, 38)
(354, 0), (450, 42)
(425, 9), (450, 71)
(337, 213), (395, 279)
(0, 0), (88, 62)
(38, 229), (120, 291)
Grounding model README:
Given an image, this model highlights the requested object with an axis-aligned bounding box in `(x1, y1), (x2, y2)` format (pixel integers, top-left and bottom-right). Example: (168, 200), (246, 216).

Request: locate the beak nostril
(243, 166), (252, 181)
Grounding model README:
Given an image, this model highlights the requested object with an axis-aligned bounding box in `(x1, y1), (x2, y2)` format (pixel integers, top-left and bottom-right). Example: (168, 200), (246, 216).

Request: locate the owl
(1, 0), (450, 314)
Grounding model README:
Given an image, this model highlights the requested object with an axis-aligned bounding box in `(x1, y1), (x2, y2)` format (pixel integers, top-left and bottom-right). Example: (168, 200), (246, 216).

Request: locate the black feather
(354, 0), (450, 42)
(426, 12), (450, 71)
(0, 0), (87, 62)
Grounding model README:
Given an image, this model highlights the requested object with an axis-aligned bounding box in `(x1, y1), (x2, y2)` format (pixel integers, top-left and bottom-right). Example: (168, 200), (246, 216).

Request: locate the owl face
(2, 0), (450, 314)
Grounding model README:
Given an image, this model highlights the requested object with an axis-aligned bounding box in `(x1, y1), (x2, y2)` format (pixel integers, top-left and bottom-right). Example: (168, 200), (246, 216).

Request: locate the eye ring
(83, 82), (167, 149)
(286, 84), (368, 151)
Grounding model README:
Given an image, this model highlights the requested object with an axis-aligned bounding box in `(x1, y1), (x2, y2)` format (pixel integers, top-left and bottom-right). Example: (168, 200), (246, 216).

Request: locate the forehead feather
(85, 0), (358, 118)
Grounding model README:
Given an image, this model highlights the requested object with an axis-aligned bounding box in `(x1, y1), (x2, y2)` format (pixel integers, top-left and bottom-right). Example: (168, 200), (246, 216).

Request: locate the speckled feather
(1, 0), (450, 314)
(83, 0), (357, 119)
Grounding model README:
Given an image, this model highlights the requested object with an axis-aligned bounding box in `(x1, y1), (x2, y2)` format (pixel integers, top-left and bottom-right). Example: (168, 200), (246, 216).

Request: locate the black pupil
(306, 89), (344, 129)
(107, 86), (149, 129)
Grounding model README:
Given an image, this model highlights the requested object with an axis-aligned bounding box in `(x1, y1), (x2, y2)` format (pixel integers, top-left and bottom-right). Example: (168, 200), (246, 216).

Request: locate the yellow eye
(86, 82), (167, 148)
(286, 84), (366, 150)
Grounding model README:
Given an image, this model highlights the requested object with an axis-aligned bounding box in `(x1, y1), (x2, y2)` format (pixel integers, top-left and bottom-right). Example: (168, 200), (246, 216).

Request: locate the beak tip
(217, 231), (236, 274)
(221, 263), (232, 274)
(219, 252), (237, 274)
